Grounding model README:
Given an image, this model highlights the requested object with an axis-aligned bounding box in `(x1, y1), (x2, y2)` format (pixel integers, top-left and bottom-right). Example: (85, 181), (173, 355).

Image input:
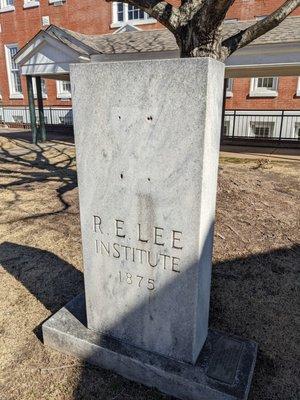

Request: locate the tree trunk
(175, 22), (223, 60)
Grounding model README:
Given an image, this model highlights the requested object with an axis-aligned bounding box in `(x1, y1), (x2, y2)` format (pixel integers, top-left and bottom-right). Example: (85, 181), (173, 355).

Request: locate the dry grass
(0, 130), (299, 400)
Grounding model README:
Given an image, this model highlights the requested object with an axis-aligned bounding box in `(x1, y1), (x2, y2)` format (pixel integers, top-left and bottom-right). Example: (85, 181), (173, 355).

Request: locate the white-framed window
(12, 115), (24, 123)
(111, 2), (156, 27)
(223, 121), (230, 136)
(0, 0), (15, 12)
(294, 123), (300, 140)
(226, 78), (233, 98)
(56, 80), (71, 99)
(5, 44), (23, 99)
(250, 121), (275, 138)
(23, 0), (40, 9)
(250, 77), (278, 97)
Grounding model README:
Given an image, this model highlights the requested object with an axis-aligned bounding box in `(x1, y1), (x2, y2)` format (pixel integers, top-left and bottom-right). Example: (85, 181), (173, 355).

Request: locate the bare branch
(222, 0), (300, 57)
(105, 0), (181, 31)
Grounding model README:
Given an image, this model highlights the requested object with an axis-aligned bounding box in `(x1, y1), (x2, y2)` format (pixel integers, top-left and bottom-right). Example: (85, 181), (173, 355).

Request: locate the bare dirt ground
(0, 130), (299, 400)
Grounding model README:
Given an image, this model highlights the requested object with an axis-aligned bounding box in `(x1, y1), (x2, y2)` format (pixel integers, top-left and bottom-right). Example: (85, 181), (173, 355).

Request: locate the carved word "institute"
(93, 216), (183, 273)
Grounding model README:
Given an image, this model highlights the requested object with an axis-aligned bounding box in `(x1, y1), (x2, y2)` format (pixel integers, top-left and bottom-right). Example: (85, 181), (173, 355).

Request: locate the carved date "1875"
(118, 271), (155, 291)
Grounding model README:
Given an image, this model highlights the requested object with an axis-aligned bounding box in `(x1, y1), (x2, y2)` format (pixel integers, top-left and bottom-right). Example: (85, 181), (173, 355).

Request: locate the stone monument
(43, 58), (257, 400)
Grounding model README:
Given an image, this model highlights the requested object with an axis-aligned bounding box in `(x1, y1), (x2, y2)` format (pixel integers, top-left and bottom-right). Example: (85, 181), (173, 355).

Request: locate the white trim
(4, 44), (24, 100)
(15, 31), (92, 67)
(111, 19), (156, 28)
(23, 0), (39, 9)
(113, 24), (141, 33)
(226, 78), (233, 98)
(0, 5), (14, 12)
(296, 77), (300, 96)
(111, 2), (156, 28)
(49, 0), (65, 4)
(249, 77), (278, 97)
(223, 18), (238, 23)
(9, 93), (24, 99)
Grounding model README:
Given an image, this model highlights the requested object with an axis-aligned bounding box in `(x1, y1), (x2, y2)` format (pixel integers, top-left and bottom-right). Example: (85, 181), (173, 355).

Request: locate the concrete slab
(43, 294), (257, 400)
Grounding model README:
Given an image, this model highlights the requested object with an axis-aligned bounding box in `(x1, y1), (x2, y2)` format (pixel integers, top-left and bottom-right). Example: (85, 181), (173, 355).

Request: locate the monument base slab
(42, 294), (257, 400)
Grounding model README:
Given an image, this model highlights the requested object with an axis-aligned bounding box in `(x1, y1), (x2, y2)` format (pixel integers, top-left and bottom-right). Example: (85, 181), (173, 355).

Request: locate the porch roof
(15, 17), (300, 79)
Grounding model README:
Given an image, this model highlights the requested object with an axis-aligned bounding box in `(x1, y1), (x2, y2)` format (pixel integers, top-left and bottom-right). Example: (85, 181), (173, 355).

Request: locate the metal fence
(0, 106), (73, 126)
(223, 110), (300, 141)
(0, 106), (300, 142)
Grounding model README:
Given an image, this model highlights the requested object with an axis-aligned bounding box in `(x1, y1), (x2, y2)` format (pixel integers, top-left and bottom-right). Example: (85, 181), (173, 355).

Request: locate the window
(223, 121), (230, 136)
(56, 80), (71, 99)
(59, 115), (73, 125)
(294, 123), (300, 140)
(250, 77), (278, 97)
(226, 78), (233, 98)
(257, 77), (275, 89)
(0, 0), (15, 12)
(12, 115), (24, 123)
(5, 44), (23, 99)
(128, 4), (145, 20)
(250, 122), (274, 138)
(112, 2), (155, 26)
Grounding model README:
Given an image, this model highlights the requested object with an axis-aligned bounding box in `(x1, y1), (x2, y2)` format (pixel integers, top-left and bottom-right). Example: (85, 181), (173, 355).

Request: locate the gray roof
(45, 16), (300, 56)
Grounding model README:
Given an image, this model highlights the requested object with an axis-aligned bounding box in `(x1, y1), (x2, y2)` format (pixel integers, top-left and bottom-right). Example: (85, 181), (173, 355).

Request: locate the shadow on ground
(0, 129), (74, 144)
(0, 242), (299, 400)
(0, 133), (77, 222)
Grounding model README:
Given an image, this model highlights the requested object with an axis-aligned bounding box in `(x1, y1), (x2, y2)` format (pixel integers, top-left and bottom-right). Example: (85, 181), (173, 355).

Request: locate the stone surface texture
(43, 294), (258, 400)
(70, 58), (225, 364)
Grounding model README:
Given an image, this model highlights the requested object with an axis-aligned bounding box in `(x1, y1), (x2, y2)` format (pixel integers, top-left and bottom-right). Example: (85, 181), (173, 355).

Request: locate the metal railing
(0, 106), (299, 142)
(223, 110), (300, 141)
(0, 106), (73, 126)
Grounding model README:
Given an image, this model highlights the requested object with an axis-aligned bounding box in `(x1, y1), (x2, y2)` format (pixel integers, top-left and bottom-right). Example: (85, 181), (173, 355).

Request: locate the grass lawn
(0, 131), (299, 400)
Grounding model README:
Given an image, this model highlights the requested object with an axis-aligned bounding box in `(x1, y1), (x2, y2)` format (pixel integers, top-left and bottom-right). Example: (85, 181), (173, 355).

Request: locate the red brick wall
(226, 0), (300, 20)
(226, 77), (300, 110)
(0, 0), (299, 109)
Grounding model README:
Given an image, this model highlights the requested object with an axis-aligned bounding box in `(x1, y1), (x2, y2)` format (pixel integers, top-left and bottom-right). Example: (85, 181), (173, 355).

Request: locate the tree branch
(105, 0), (181, 31)
(222, 0), (300, 57)
(177, 0), (206, 25)
(212, 0), (236, 15)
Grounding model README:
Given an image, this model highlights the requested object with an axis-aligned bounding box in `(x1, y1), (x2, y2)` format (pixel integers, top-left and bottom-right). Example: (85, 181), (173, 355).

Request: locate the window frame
(111, 2), (156, 28)
(226, 78), (233, 98)
(0, 0), (15, 13)
(294, 122), (300, 140)
(5, 44), (23, 99)
(249, 121), (275, 139)
(23, 0), (40, 9)
(250, 77), (278, 98)
(56, 80), (71, 99)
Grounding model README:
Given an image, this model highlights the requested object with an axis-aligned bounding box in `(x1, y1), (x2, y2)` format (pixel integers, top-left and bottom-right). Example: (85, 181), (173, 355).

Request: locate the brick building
(0, 0), (300, 142)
